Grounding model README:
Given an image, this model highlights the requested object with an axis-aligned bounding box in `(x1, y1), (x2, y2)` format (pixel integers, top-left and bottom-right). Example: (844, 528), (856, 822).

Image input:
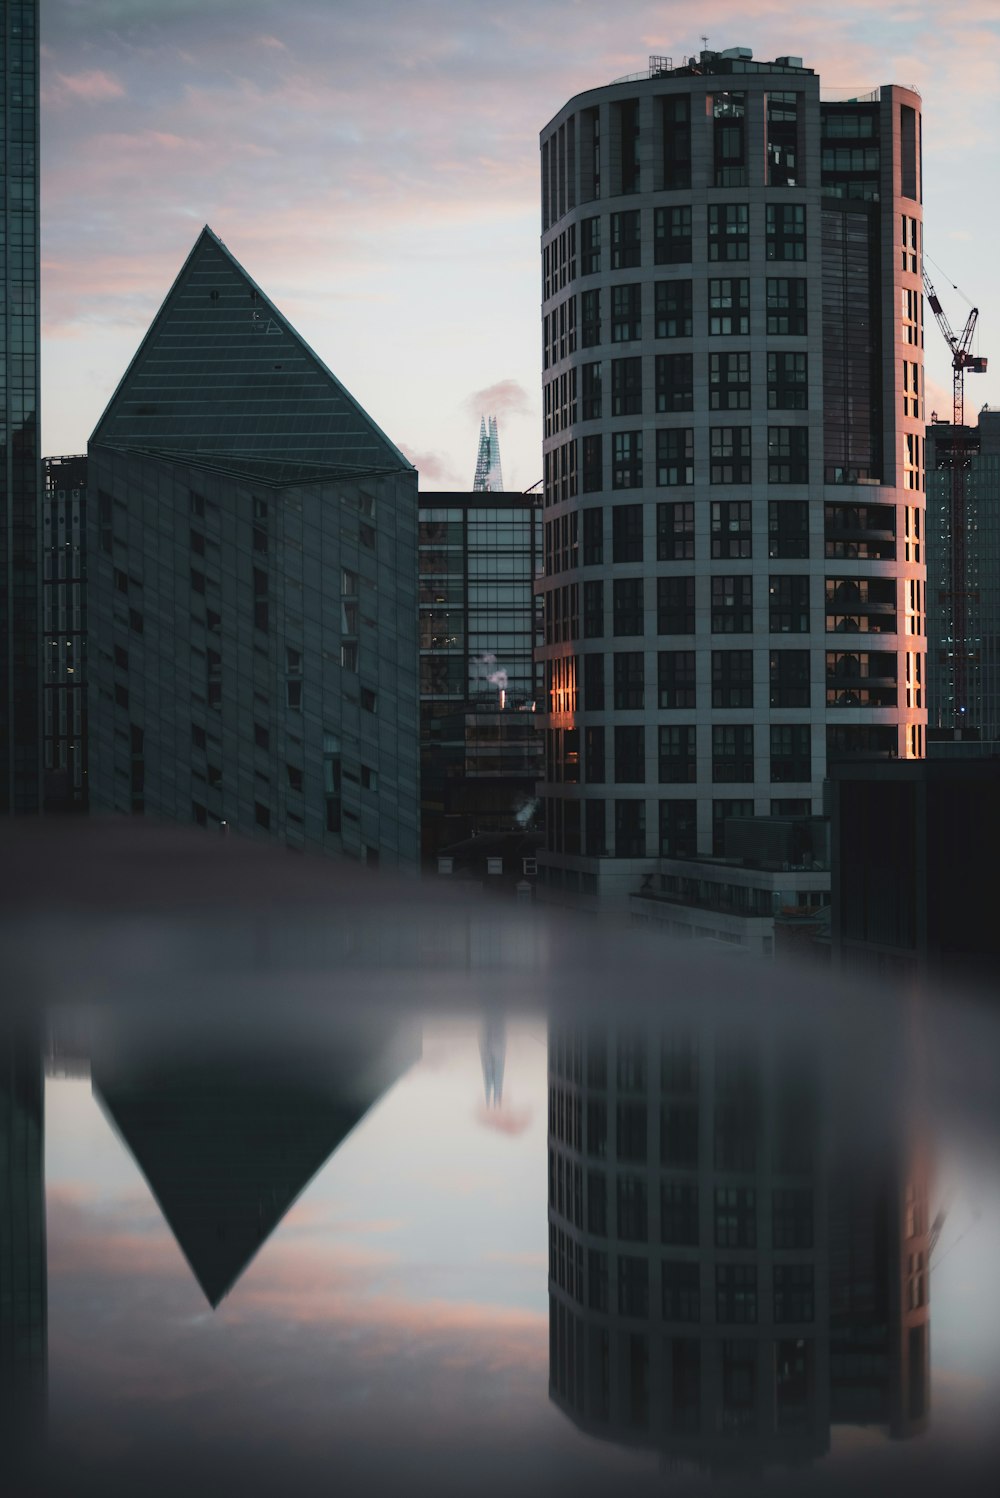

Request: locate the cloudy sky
(40, 0), (1000, 492)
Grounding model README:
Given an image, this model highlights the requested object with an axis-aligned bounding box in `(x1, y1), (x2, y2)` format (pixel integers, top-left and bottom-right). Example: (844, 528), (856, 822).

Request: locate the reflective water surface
(2, 825), (999, 1497)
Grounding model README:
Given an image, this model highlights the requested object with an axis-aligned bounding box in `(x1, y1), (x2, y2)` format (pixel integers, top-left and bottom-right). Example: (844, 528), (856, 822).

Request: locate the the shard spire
(473, 414), (504, 492)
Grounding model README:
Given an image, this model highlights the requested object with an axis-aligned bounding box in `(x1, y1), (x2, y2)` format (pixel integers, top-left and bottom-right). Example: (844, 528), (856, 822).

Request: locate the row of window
(545, 426), (811, 498)
(542, 647), (852, 711)
(549, 723), (814, 786)
(543, 278), (809, 366)
(549, 1096), (809, 1172)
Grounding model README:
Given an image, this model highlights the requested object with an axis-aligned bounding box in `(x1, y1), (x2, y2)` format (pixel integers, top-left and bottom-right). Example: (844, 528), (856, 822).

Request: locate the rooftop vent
(720, 46), (753, 60)
(775, 55), (804, 68)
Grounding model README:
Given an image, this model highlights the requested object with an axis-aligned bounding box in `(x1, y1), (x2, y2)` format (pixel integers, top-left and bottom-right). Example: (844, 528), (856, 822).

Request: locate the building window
(613, 651), (645, 709)
(582, 506), (603, 565)
(712, 725), (754, 783)
(713, 91), (746, 185)
(766, 203), (807, 260)
(585, 724), (605, 783)
(769, 651), (811, 708)
(773, 1188), (813, 1249)
(711, 501), (752, 559)
(610, 209), (641, 268)
(583, 652), (605, 711)
(614, 800), (646, 857)
(254, 723), (269, 751)
(613, 578), (644, 635)
(709, 351), (751, 410)
(659, 725), (696, 783)
(768, 427), (809, 483)
(655, 279), (692, 338)
(581, 215), (601, 275)
(662, 94), (692, 189)
(611, 283), (642, 341)
(656, 353), (694, 412)
(254, 802), (271, 830)
(581, 288), (601, 347)
(767, 91), (800, 186)
(659, 801), (697, 858)
(766, 277), (808, 335)
(770, 724), (811, 782)
(657, 576), (695, 635)
(716, 1265), (757, 1324)
(617, 1102), (647, 1161)
(662, 1262), (700, 1322)
(708, 278), (750, 336)
(581, 361), (602, 420)
(657, 501), (695, 560)
(610, 357), (643, 419)
(711, 576), (753, 633)
(612, 431), (643, 489)
(712, 800), (754, 856)
(710, 427), (751, 485)
(658, 650), (696, 709)
(768, 352), (808, 410)
(656, 428), (694, 487)
(618, 1255), (649, 1316)
(582, 434), (603, 493)
(769, 576), (810, 633)
(583, 579), (604, 638)
(654, 205), (692, 264)
(768, 501), (809, 558)
(774, 1265), (814, 1323)
(715, 1187), (757, 1249)
(612, 503), (644, 561)
(712, 651), (753, 708)
(661, 1182), (699, 1246)
(708, 203), (749, 260)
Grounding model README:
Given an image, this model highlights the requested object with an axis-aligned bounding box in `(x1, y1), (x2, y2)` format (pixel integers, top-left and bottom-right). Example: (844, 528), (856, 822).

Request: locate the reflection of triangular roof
(94, 1071), (377, 1308)
(90, 225), (412, 475)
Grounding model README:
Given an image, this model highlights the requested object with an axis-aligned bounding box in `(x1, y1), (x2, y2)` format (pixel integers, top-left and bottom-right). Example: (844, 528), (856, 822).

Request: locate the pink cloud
(46, 69), (126, 105)
(465, 379), (532, 421)
(398, 447), (463, 487)
(476, 1103), (534, 1136)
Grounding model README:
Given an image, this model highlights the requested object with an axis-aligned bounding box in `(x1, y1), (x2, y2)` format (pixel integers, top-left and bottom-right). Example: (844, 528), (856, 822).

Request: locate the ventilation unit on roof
(720, 46), (753, 60)
(775, 55), (803, 67)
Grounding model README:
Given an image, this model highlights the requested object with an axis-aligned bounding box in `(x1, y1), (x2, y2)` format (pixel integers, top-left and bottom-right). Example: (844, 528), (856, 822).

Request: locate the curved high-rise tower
(538, 50), (926, 906)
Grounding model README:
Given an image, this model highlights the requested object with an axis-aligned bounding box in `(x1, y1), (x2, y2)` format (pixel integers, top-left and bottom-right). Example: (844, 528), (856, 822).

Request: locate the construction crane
(922, 267), (988, 722)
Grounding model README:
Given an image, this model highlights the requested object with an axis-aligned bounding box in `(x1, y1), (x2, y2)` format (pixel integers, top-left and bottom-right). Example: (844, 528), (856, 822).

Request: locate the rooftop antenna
(701, 34), (709, 50)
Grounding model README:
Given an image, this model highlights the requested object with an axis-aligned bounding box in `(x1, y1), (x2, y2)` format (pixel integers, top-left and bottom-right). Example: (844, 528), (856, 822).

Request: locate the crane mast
(922, 269), (988, 724)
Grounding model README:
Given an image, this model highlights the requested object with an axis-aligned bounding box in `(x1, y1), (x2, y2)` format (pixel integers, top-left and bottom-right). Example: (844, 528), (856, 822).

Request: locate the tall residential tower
(538, 50), (926, 904)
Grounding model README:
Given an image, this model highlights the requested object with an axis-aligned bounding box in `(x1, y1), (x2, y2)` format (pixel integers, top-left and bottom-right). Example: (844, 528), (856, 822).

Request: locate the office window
(769, 576), (810, 633)
(657, 501), (694, 560)
(709, 278), (750, 336)
(581, 215), (601, 275)
(656, 428), (694, 487)
(658, 576), (695, 634)
(613, 651), (645, 710)
(582, 435), (603, 494)
(658, 801), (698, 858)
(658, 651), (696, 709)
(662, 1262), (700, 1322)
(709, 351), (751, 410)
(654, 204), (692, 264)
(583, 652), (605, 711)
(611, 357), (643, 417)
(773, 1188), (814, 1249)
(585, 725), (605, 784)
(716, 1265), (757, 1324)
(770, 724), (811, 782)
(766, 277), (808, 335)
(767, 91), (800, 186)
(711, 576), (753, 633)
(661, 1182), (699, 1246)
(715, 1187), (757, 1249)
(656, 353), (694, 412)
(611, 283), (642, 341)
(774, 1265), (814, 1323)
(581, 288), (601, 347)
(769, 651), (811, 708)
(581, 361), (603, 421)
(768, 501), (809, 558)
(662, 94), (692, 189)
(614, 800), (646, 857)
(613, 503), (644, 561)
(768, 351), (808, 409)
(712, 651), (753, 708)
(708, 203), (749, 260)
(658, 725), (696, 783)
(617, 1102), (647, 1162)
(711, 501), (752, 559)
(655, 279), (692, 338)
(618, 1255), (649, 1316)
(613, 578), (644, 635)
(712, 800), (754, 856)
(710, 427), (751, 484)
(712, 725), (754, 783)
(612, 431), (643, 489)
(768, 427), (809, 483)
(610, 209), (641, 268)
(766, 203), (807, 260)
(661, 1101), (698, 1166)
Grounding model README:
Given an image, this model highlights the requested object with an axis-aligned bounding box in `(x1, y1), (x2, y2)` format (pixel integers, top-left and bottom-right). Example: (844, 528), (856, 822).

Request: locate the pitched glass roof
(91, 226), (412, 475)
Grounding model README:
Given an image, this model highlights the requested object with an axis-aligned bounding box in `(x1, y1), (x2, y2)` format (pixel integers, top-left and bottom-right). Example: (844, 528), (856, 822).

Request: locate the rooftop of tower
(609, 47), (815, 86)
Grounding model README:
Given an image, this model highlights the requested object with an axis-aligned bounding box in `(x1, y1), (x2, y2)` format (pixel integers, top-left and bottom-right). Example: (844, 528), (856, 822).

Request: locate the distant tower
(473, 415), (504, 491)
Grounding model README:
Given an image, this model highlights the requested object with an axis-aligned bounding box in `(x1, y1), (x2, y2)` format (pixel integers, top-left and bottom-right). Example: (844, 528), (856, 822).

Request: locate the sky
(40, 0), (1000, 492)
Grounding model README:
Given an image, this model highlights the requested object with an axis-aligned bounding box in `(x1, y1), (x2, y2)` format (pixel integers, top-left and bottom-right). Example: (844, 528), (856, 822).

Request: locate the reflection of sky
(40, 1013), (1000, 1497)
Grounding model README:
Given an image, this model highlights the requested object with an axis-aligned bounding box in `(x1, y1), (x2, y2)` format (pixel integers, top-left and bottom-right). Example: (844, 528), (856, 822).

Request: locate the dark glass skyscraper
(1, 1), (41, 813)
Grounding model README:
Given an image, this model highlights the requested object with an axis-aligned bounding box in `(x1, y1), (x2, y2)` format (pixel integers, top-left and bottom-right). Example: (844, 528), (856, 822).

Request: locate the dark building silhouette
(42, 455), (89, 813)
(1, 1), (41, 813)
(87, 226), (419, 865)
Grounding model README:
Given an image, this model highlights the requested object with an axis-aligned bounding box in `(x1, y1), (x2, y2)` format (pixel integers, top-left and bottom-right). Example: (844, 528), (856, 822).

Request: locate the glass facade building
(42, 455), (89, 812)
(1, 1), (41, 813)
(87, 227), (420, 865)
(419, 492), (543, 859)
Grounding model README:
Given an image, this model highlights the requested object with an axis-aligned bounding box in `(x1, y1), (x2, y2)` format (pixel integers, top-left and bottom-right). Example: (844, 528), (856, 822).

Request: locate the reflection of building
(537, 52), (928, 908)
(419, 490), (543, 859)
(480, 1017), (506, 1107)
(547, 1008), (929, 1471)
(0, 1016), (47, 1454)
(926, 410), (1000, 738)
(87, 226), (419, 866)
(42, 456), (89, 813)
(1, 1), (42, 814)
